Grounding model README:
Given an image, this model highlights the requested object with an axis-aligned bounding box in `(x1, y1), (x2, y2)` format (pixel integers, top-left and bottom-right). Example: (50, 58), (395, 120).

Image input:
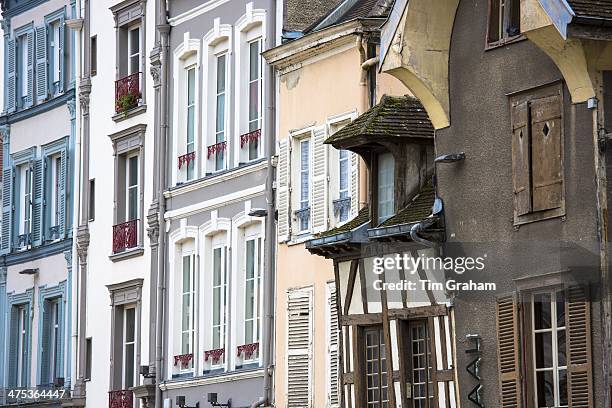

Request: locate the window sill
(112, 104), (147, 123)
(485, 35), (527, 51)
(109, 246), (144, 262)
(514, 208), (565, 228)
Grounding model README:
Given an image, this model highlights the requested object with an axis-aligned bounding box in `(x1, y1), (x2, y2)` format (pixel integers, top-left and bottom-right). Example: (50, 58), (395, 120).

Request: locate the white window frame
(210, 244), (228, 367)
(19, 34), (28, 98)
(298, 138), (311, 233)
(247, 38), (262, 161)
(185, 65), (196, 181)
(181, 253), (196, 363)
(48, 299), (60, 382)
(19, 164), (32, 237)
(531, 289), (568, 408)
(49, 154), (61, 229)
(214, 53), (227, 172)
(377, 152), (395, 224)
(122, 306), (137, 389)
(127, 25), (141, 76)
(125, 152), (139, 222)
(17, 305), (27, 387)
(50, 21), (61, 84)
(243, 236), (262, 347)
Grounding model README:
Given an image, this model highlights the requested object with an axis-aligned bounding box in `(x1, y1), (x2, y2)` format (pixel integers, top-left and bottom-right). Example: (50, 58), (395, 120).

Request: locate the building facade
(158, 1), (278, 406)
(0, 0), (77, 406)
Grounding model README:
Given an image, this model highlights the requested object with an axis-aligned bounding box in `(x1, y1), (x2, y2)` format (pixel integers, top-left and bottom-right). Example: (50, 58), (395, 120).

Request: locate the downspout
(154, 1), (170, 407)
(410, 218), (437, 248)
(252, 0), (278, 406)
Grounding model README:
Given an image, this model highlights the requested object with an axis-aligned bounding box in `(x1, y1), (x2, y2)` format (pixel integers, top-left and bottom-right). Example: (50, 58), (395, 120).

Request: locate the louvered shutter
(31, 158), (44, 246)
(566, 286), (593, 407)
(57, 297), (65, 380)
(26, 30), (34, 107)
(7, 39), (16, 112)
(58, 147), (67, 238)
(511, 100), (531, 217)
(287, 288), (313, 407)
(40, 300), (52, 385)
(326, 282), (340, 408)
(349, 152), (359, 217)
(531, 95), (563, 212)
(7, 307), (19, 387)
(277, 138), (290, 242)
(496, 294), (522, 408)
(35, 26), (48, 103)
(58, 17), (65, 93)
(1, 144), (13, 254)
(22, 304), (31, 387)
(311, 126), (327, 233)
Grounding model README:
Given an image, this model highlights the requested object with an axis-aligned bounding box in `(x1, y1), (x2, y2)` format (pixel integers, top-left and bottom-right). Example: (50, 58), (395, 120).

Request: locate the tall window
(19, 34), (28, 101)
(215, 54), (227, 172)
(50, 21), (61, 88)
(18, 164), (32, 238)
(532, 290), (567, 407)
(364, 327), (388, 407)
(338, 149), (350, 222)
(408, 321), (434, 408)
(43, 299), (61, 384)
(126, 154), (139, 222)
(122, 307), (136, 389)
(248, 39), (262, 161)
(17, 305), (28, 387)
(127, 26), (140, 75)
(181, 254), (195, 361)
(299, 139), (310, 232)
(377, 152), (394, 224)
(49, 155), (62, 230)
(487, 0), (520, 44)
(186, 67), (196, 180)
(212, 246), (227, 353)
(244, 238), (262, 345)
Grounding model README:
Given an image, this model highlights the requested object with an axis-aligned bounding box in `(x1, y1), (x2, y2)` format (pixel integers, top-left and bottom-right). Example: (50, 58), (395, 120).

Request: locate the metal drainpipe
(410, 218), (437, 248)
(154, 3), (170, 408)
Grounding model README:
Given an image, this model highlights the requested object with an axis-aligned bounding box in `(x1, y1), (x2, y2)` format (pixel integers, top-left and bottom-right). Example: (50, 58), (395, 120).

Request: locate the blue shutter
(58, 147), (67, 238)
(7, 306), (19, 387)
(58, 17), (65, 93)
(6, 39), (16, 112)
(31, 158), (44, 246)
(1, 143), (13, 254)
(57, 297), (65, 382)
(39, 300), (51, 385)
(23, 304), (31, 387)
(35, 26), (48, 103)
(26, 30), (34, 107)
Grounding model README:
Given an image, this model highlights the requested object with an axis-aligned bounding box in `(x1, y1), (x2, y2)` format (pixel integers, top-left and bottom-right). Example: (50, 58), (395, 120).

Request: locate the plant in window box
(115, 90), (141, 117)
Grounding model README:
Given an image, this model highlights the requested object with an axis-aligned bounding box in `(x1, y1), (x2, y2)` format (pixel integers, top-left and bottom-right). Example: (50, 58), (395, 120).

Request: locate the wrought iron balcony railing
(207, 141), (227, 160)
(173, 353), (194, 369)
(112, 219), (138, 253)
(333, 197), (351, 217)
(108, 389), (133, 408)
(240, 129), (261, 148)
(237, 342), (259, 360)
(204, 348), (225, 365)
(178, 151), (196, 170)
(115, 72), (141, 114)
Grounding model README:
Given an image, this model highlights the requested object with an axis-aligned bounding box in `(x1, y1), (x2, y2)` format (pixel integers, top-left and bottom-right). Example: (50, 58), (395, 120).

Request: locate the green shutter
(58, 147), (67, 238)
(35, 26), (48, 103)
(40, 300), (51, 385)
(7, 39), (16, 112)
(26, 30), (34, 107)
(31, 158), (44, 246)
(7, 306), (19, 387)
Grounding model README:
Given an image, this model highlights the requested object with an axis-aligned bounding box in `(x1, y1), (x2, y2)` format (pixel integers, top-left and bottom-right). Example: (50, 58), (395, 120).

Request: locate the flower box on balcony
(237, 342), (259, 360)
(173, 353), (194, 369)
(112, 219), (138, 253)
(204, 348), (225, 365)
(108, 389), (133, 408)
(115, 72), (142, 115)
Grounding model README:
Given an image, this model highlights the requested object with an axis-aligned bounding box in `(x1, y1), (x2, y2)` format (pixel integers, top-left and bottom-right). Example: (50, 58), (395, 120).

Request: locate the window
(16, 305), (28, 387)
(248, 39), (262, 161)
(122, 306), (136, 389)
(244, 237), (262, 345)
(181, 254), (196, 363)
(49, 21), (61, 89)
(377, 152), (395, 224)
(406, 321), (434, 408)
(41, 299), (61, 385)
(214, 54), (227, 172)
(127, 26), (140, 76)
(49, 155), (61, 231)
(125, 154), (139, 222)
(338, 149), (350, 222)
(487, 0), (520, 45)
(19, 34), (29, 101)
(185, 67), (196, 180)
(90, 36), (97, 76)
(364, 326), (389, 407)
(210, 245), (228, 366)
(510, 84), (564, 225)
(85, 338), (92, 381)
(18, 164), (32, 239)
(531, 290), (567, 407)
(299, 139), (310, 232)
(89, 179), (95, 222)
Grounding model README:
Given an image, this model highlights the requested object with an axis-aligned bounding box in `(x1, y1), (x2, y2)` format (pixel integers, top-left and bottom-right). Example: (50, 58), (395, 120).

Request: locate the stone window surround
(36, 280), (67, 386)
(6, 288), (34, 387)
(106, 278), (143, 392)
(109, 124), (146, 261)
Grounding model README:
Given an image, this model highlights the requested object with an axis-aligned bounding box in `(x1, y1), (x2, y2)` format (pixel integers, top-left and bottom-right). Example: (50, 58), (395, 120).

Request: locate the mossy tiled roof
(568, 0), (612, 20)
(379, 181), (435, 228)
(318, 205), (370, 238)
(325, 95), (434, 146)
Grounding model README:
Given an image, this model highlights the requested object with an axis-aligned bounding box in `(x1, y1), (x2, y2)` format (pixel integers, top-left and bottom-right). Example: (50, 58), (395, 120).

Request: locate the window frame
(180, 252), (196, 368)
(298, 138), (311, 233)
(243, 236), (262, 347)
(185, 65), (197, 181)
(214, 52), (228, 172)
(121, 305), (137, 389)
(211, 244), (228, 359)
(376, 151), (395, 225)
(361, 325), (389, 407)
(247, 38), (263, 162)
(485, 0), (522, 49)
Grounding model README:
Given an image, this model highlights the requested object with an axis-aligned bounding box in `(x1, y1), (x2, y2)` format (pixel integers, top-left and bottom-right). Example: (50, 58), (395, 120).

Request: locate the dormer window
(377, 152), (394, 224)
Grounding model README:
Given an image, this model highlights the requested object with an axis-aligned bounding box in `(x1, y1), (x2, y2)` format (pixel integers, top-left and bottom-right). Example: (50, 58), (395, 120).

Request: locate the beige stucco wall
(274, 40), (407, 407)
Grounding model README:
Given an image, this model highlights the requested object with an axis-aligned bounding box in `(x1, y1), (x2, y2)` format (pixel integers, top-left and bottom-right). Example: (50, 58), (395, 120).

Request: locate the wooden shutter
(566, 286), (593, 408)
(58, 147), (67, 238)
(496, 294), (522, 408)
(511, 100), (531, 217)
(277, 138), (290, 242)
(530, 94), (563, 212)
(327, 282), (340, 407)
(40, 300), (52, 385)
(287, 287), (313, 407)
(311, 126), (328, 233)
(349, 152), (359, 217)
(1, 142), (13, 255)
(35, 26), (48, 103)
(26, 30), (34, 107)
(31, 158), (44, 246)
(7, 39), (16, 112)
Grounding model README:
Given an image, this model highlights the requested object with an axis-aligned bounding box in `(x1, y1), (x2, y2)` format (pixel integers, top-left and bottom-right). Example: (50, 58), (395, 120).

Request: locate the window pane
(128, 156), (138, 187)
(249, 41), (260, 81)
(216, 55), (226, 92)
(187, 68), (196, 105)
(182, 294), (190, 331)
(377, 152), (395, 222)
(300, 140), (310, 205)
(216, 94), (225, 133)
(249, 81), (259, 122)
(129, 28), (139, 55)
(533, 292), (552, 330)
(557, 328), (566, 367)
(558, 369), (568, 406)
(534, 332), (553, 369)
(213, 248), (222, 285)
(128, 188), (138, 221)
(213, 287), (220, 326)
(536, 370), (555, 407)
(556, 291), (566, 327)
(125, 344), (135, 388)
(125, 308), (135, 342)
(181, 332), (190, 354)
(182, 256), (191, 293)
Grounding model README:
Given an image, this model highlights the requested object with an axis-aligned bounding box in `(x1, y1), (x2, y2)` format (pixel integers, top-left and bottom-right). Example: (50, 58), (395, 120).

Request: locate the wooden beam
(343, 259), (359, 315)
(359, 258), (369, 314)
(340, 313), (383, 326)
(388, 304), (447, 319)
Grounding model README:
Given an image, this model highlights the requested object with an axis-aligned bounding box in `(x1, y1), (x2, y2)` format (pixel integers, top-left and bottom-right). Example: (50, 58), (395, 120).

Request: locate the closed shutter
(22, 304), (31, 387)
(7, 39), (16, 112)
(530, 94), (563, 212)
(58, 147), (67, 238)
(566, 286), (593, 408)
(311, 126), (327, 233)
(277, 138), (290, 242)
(1, 144), (13, 254)
(7, 306), (19, 387)
(496, 294), (522, 408)
(35, 26), (48, 103)
(40, 300), (52, 385)
(31, 158), (44, 246)
(26, 30), (34, 107)
(350, 152), (359, 217)
(326, 282), (340, 408)
(287, 287), (313, 407)
(511, 100), (531, 217)
(58, 17), (65, 93)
